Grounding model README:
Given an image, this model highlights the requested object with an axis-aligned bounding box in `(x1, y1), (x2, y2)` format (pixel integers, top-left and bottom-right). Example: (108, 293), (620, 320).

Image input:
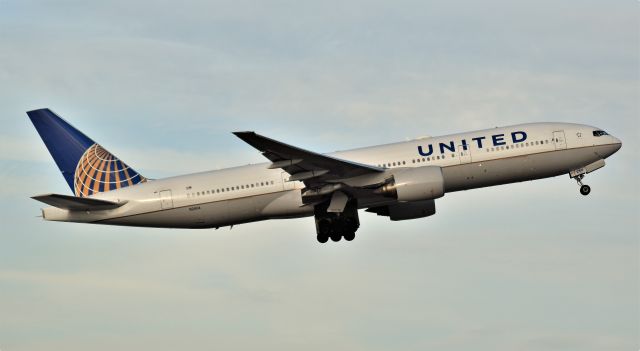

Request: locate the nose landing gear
(580, 184), (591, 196)
(574, 174), (591, 196)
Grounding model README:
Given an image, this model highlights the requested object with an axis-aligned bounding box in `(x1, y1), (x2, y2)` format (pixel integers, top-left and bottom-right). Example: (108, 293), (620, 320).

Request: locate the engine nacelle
(367, 200), (436, 221)
(375, 166), (445, 202)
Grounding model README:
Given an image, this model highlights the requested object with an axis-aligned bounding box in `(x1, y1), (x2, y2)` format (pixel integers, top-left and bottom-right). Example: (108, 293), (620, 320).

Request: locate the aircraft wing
(233, 132), (384, 184)
(32, 193), (127, 211)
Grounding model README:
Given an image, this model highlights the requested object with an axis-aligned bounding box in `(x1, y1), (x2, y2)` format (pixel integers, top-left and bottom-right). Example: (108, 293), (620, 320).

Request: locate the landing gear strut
(314, 199), (360, 243)
(574, 174), (591, 196)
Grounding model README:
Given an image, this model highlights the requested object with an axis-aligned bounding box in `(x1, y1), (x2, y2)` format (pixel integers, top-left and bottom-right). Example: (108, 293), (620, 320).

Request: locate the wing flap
(32, 193), (126, 211)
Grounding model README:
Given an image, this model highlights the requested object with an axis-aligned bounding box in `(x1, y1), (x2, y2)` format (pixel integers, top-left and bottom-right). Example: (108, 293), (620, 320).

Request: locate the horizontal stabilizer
(31, 193), (126, 211)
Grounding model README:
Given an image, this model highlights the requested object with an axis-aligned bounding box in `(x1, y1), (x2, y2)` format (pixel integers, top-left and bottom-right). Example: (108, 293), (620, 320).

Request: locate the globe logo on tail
(73, 144), (147, 197)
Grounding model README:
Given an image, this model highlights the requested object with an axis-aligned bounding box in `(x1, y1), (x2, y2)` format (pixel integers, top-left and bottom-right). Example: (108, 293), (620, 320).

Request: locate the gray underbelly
(99, 189), (313, 229)
(443, 145), (605, 192)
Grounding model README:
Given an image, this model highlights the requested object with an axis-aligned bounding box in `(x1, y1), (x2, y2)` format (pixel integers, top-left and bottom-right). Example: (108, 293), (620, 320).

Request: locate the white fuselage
(41, 122), (621, 228)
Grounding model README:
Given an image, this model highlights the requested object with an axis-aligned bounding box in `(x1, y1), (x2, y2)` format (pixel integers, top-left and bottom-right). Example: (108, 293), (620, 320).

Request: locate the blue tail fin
(27, 108), (147, 197)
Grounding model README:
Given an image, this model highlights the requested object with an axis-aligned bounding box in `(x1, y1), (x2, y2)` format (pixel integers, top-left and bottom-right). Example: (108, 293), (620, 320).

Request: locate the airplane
(28, 108), (622, 243)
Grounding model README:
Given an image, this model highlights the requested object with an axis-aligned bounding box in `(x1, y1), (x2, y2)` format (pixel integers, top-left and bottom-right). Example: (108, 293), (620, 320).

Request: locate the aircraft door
(159, 190), (174, 209)
(553, 131), (567, 150)
(458, 144), (472, 164)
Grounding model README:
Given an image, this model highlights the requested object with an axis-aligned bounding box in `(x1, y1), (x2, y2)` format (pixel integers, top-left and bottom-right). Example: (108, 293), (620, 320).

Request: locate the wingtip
(232, 131), (258, 139)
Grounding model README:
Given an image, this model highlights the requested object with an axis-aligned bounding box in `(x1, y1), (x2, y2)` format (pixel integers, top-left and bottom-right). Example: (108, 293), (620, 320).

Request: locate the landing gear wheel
(580, 184), (591, 196)
(343, 231), (355, 241)
(318, 219), (331, 236)
(317, 234), (329, 243)
(330, 232), (342, 242)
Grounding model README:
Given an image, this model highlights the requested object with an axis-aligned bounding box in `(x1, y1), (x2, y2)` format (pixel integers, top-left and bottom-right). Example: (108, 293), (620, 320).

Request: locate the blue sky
(0, 1), (638, 350)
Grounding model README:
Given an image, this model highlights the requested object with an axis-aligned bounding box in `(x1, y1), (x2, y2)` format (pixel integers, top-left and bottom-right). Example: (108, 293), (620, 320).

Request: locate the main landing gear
(574, 174), (591, 196)
(314, 200), (360, 243)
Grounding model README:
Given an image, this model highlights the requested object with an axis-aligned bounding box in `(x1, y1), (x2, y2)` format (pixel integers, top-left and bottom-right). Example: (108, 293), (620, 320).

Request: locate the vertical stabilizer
(27, 108), (147, 197)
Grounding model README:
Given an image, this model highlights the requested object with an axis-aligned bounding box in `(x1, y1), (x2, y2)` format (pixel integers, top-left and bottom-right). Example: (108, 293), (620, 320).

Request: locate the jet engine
(374, 166), (445, 202)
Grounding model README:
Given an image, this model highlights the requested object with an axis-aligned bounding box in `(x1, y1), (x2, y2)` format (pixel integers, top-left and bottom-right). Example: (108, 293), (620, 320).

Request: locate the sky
(0, 1), (638, 350)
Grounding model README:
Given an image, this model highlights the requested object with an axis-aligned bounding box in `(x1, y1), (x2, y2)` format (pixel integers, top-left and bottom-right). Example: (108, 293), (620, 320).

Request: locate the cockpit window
(593, 130), (608, 137)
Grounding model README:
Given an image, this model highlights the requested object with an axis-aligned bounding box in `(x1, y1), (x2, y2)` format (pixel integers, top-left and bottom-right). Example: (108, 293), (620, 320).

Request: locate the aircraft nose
(613, 136), (622, 151)
(607, 136), (622, 156)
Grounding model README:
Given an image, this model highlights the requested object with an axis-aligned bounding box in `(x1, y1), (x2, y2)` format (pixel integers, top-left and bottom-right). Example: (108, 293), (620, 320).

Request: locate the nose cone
(604, 135), (622, 158)
(612, 136), (622, 151)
